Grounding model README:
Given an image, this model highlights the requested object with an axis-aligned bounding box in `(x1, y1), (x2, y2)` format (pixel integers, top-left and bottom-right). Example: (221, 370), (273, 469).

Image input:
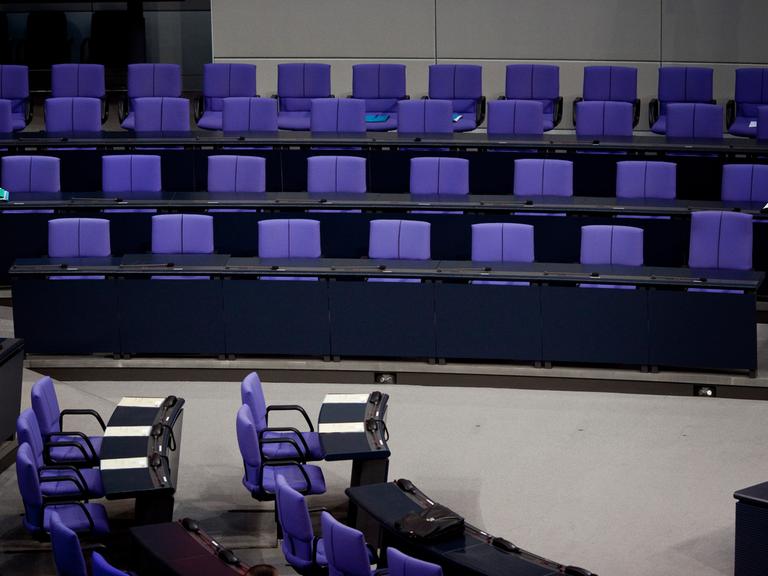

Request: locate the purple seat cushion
(616, 161), (676, 200)
(310, 98), (365, 133)
(208, 155), (266, 193)
(410, 157), (469, 195)
(134, 97), (190, 131)
(152, 214), (214, 254)
(44, 503), (110, 535)
(721, 164), (768, 202)
(575, 101), (633, 137)
(398, 100), (453, 134)
(223, 97), (278, 132)
(666, 103), (723, 139)
(487, 100), (544, 136)
(262, 430), (324, 461)
(2, 155), (60, 192)
(277, 111), (312, 131)
(471, 222), (534, 262)
(369, 219), (430, 259)
(48, 218), (111, 257)
(102, 155), (162, 194)
(307, 156), (366, 194)
(45, 97), (102, 133)
(688, 211), (752, 270)
(258, 219), (322, 258)
(0, 65), (30, 131)
(514, 159), (573, 197)
(51, 64), (105, 98)
(580, 225), (644, 266)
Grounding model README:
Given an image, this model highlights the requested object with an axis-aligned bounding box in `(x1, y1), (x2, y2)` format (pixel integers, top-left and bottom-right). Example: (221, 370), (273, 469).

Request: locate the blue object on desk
(365, 114), (390, 123)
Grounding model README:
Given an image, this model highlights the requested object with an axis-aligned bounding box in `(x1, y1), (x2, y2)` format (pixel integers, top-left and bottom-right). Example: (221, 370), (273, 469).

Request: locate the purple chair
(369, 219), (430, 261)
(121, 63), (182, 129)
(222, 97), (278, 132)
(651, 67), (714, 134)
(487, 100), (544, 136)
(575, 101), (633, 137)
(758, 106), (768, 141)
(92, 552), (129, 576)
(152, 214), (214, 254)
(727, 68), (768, 137)
(44, 97), (102, 134)
(235, 404), (326, 501)
(0, 65), (31, 130)
(307, 156), (366, 194)
(666, 103), (723, 139)
(16, 409), (104, 500)
(410, 157), (468, 196)
(277, 63), (332, 131)
(689, 211), (752, 270)
(513, 159), (573, 197)
(0, 98), (12, 133)
(31, 376), (104, 466)
(2, 155), (60, 192)
(208, 155), (266, 194)
(321, 512), (376, 576)
(504, 64), (561, 130)
(241, 372), (324, 461)
(197, 63), (257, 130)
(259, 219), (321, 256)
(580, 225), (643, 289)
(721, 164), (768, 202)
(616, 161), (676, 199)
(397, 100), (453, 135)
(310, 98), (365, 134)
(388, 548), (443, 576)
(50, 511), (88, 576)
(133, 97), (190, 132)
(51, 64), (107, 123)
(16, 444), (109, 537)
(276, 475), (327, 575)
(49, 218), (111, 257)
(428, 64), (484, 132)
(576, 66), (639, 128)
(102, 155), (161, 197)
(352, 63), (407, 132)
(471, 222), (534, 286)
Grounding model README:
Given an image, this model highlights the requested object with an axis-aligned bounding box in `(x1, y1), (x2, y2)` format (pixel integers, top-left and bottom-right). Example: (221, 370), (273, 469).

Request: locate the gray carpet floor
(1, 368), (767, 576)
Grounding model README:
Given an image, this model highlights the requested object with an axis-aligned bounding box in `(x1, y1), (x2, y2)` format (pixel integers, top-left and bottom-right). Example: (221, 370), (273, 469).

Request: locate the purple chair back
(310, 98), (366, 133)
(352, 63), (406, 112)
(16, 409), (45, 466)
(2, 156), (60, 192)
(666, 103), (723, 139)
(397, 100), (453, 134)
(722, 164), (768, 202)
(92, 553), (128, 576)
(321, 512), (371, 576)
(222, 97), (278, 132)
(428, 64), (482, 113)
(133, 97), (190, 131)
(581, 225), (644, 266)
(388, 548), (443, 576)
(658, 67), (714, 115)
(240, 372), (268, 431)
(203, 63), (257, 112)
(258, 219), (321, 258)
(45, 97), (102, 133)
(410, 157), (469, 196)
(276, 475), (317, 572)
(369, 220), (430, 259)
(236, 404), (263, 494)
(575, 101), (633, 137)
(49, 218), (111, 257)
(472, 223), (534, 263)
(0, 99), (11, 133)
(582, 66), (638, 103)
(16, 443), (44, 532)
(734, 68), (768, 118)
(487, 100), (544, 136)
(616, 161), (676, 200)
(758, 106), (768, 140)
(308, 156), (366, 194)
(0, 65), (30, 123)
(50, 511), (88, 576)
(688, 211), (752, 270)
(31, 375), (62, 436)
(513, 159), (573, 197)
(152, 214), (214, 254)
(102, 155), (162, 194)
(128, 64), (182, 101)
(278, 63), (332, 112)
(505, 64), (559, 116)
(208, 155), (266, 194)
(51, 64), (105, 98)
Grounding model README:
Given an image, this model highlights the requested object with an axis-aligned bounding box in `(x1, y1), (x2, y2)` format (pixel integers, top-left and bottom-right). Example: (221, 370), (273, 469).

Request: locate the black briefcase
(395, 504), (465, 541)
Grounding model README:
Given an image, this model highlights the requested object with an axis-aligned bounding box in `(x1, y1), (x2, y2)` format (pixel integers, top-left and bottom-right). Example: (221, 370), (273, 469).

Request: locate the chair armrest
(572, 97), (583, 127)
(49, 431), (98, 460)
(260, 437), (307, 464)
(43, 440), (90, 465)
(60, 409), (106, 431)
(260, 426), (311, 456)
(553, 96), (563, 128)
(263, 460), (313, 492)
(42, 500), (95, 533)
(194, 95), (204, 122)
(649, 98), (660, 127)
(266, 405), (315, 431)
(632, 98), (641, 128)
(39, 475), (87, 498)
(38, 464), (89, 490)
(726, 100), (736, 128)
(476, 95), (487, 126)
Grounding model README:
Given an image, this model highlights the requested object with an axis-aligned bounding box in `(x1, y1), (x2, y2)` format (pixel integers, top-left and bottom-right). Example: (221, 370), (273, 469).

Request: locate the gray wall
(210, 0), (768, 131)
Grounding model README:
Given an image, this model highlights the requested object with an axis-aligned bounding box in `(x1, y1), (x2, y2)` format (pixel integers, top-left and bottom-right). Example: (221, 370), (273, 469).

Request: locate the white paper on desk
(100, 457), (149, 470)
(104, 426), (152, 437)
(118, 397), (164, 408)
(750, 120), (758, 128)
(322, 393), (369, 404)
(319, 422), (366, 433)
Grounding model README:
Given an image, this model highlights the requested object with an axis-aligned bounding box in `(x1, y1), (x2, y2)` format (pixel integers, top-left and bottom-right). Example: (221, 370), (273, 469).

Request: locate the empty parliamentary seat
(616, 161), (676, 199)
(222, 97), (278, 132)
(728, 68), (768, 138)
(44, 97), (102, 134)
(102, 155), (162, 197)
(666, 103), (723, 139)
(388, 548), (443, 576)
(368, 220), (430, 282)
(276, 475), (328, 574)
(121, 63), (182, 130)
(689, 210), (752, 294)
(428, 64), (484, 132)
(397, 100), (453, 135)
(310, 98), (365, 134)
(513, 159), (573, 197)
(307, 156), (366, 194)
(487, 100), (544, 136)
(504, 64), (561, 130)
(575, 66), (639, 128)
(0, 65), (32, 130)
(651, 66), (714, 134)
(51, 64), (107, 123)
(277, 63), (332, 131)
(2, 155), (60, 193)
(208, 155), (266, 194)
(320, 512), (378, 576)
(471, 222), (534, 286)
(410, 157), (468, 196)
(49, 218), (111, 258)
(574, 101), (633, 137)
(721, 164), (768, 202)
(152, 214), (214, 254)
(197, 63), (257, 130)
(133, 97), (190, 132)
(580, 224), (643, 289)
(259, 218), (321, 281)
(352, 63), (408, 132)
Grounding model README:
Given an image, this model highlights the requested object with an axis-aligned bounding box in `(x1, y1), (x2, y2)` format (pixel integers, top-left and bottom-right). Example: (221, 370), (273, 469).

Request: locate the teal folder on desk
(365, 114), (390, 123)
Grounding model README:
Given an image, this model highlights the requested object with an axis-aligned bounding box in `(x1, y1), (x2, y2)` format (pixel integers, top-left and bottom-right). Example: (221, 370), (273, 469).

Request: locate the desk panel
(0, 339), (24, 442)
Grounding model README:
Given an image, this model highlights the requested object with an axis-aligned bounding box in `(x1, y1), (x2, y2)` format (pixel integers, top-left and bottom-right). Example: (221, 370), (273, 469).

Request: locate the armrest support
(260, 437), (307, 464)
(60, 409), (106, 431)
(39, 464), (89, 490)
(726, 99), (736, 128)
(43, 440), (90, 465)
(39, 475), (87, 498)
(476, 95), (487, 126)
(632, 98), (641, 128)
(266, 405), (315, 431)
(49, 431), (98, 460)
(572, 97), (584, 128)
(553, 96), (563, 128)
(42, 501), (95, 533)
(649, 98), (660, 128)
(260, 426), (310, 456)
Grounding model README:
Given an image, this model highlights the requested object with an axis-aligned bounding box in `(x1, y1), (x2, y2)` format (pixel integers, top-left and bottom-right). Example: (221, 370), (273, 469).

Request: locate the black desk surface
(734, 481), (768, 508)
(346, 481), (571, 576)
(10, 255), (765, 290)
(318, 392), (390, 461)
